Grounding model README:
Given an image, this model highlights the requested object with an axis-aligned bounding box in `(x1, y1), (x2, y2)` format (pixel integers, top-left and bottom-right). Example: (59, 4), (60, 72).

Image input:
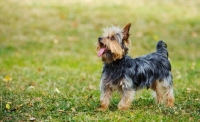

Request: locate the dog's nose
(98, 37), (102, 42)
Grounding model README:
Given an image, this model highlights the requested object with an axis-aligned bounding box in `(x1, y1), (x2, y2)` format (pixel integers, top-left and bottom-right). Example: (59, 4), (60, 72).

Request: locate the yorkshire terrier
(97, 23), (174, 110)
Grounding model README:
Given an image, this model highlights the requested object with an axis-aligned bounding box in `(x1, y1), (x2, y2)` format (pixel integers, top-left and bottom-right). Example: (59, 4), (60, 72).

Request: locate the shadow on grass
(75, 97), (156, 112)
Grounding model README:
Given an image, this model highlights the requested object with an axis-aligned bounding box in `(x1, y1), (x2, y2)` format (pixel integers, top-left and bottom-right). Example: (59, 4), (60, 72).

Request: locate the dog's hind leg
(151, 77), (174, 107)
(165, 86), (174, 107)
(163, 75), (175, 107)
(151, 80), (165, 104)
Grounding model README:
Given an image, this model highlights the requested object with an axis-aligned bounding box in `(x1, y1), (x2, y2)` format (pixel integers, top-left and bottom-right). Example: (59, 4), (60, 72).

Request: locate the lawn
(0, 0), (200, 121)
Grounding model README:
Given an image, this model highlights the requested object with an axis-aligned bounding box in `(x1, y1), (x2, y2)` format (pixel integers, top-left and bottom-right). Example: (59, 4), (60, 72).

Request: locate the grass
(0, 0), (200, 121)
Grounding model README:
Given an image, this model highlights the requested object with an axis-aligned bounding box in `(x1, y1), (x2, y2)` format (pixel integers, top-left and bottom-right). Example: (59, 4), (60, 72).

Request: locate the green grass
(0, 0), (200, 121)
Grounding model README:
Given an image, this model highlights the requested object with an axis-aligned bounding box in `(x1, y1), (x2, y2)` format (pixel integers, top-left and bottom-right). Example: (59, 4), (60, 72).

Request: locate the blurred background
(0, 0), (200, 121)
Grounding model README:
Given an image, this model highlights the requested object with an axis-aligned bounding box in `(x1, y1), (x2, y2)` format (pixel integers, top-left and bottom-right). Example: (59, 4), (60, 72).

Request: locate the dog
(97, 23), (174, 110)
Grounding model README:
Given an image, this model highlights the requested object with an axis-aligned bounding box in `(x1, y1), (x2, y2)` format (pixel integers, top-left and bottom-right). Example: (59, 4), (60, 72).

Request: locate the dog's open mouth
(98, 47), (107, 57)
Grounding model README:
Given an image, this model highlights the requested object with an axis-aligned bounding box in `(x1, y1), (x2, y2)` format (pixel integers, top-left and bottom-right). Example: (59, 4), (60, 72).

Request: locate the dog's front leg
(98, 84), (112, 111)
(98, 75), (112, 111)
(118, 89), (135, 110)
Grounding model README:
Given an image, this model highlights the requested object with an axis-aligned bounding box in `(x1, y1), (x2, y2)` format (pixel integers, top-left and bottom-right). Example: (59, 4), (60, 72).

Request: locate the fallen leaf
(88, 85), (96, 90)
(54, 88), (61, 94)
(186, 88), (191, 93)
(53, 39), (59, 44)
(26, 86), (35, 92)
(28, 102), (34, 107)
(71, 107), (76, 112)
(3, 75), (12, 82)
(30, 117), (36, 121)
(37, 68), (42, 72)
(18, 104), (23, 108)
(47, 116), (52, 120)
(6, 103), (10, 110)
(57, 109), (65, 113)
(186, 88), (191, 91)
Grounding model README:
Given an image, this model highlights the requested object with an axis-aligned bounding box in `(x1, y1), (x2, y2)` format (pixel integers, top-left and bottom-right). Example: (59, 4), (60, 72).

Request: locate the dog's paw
(118, 106), (129, 111)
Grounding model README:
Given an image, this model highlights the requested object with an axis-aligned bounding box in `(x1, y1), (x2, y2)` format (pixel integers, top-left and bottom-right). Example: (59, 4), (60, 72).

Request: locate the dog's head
(97, 23), (131, 63)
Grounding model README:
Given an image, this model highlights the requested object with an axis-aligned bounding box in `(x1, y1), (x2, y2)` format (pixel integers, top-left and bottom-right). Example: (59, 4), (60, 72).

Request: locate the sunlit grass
(0, 0), (200, 121)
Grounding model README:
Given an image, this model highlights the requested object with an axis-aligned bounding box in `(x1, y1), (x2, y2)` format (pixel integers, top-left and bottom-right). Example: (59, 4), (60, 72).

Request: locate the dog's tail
(156, 40), (168, 57)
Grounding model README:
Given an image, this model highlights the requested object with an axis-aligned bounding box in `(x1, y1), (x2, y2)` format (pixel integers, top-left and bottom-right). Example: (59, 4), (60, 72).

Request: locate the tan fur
(97, 34), (124, 63)
(98, 87), (112, 111)
(97, 23), (131, 63)
(107, 39), (123, 60)
(166, 87), (175, 107)
(118, 90), (135, 110)
(151, 80), (174, 107)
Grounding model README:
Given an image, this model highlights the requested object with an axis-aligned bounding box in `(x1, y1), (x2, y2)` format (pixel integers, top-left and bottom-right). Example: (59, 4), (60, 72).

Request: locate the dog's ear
(123, 23), (131, 40)
(122, 23), (131, 55)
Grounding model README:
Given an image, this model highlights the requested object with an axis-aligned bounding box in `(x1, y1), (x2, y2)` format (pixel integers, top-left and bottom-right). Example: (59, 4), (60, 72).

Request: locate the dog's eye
(111, 36), (115, 40)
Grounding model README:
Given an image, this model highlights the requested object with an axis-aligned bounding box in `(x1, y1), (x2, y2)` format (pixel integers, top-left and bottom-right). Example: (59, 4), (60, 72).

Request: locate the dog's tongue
(98, 48), (106, 57)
